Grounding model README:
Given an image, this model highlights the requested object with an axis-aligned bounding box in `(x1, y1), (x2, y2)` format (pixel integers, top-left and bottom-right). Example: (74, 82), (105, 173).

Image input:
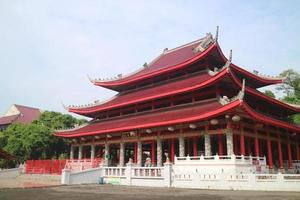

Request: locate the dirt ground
(0, 184), (300, 200)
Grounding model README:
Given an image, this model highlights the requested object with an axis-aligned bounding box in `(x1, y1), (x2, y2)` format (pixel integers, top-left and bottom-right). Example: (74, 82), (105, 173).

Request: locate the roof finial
(229, 49), (232, 62)
(61, 101), (69, 110)
(87, 74), (95, 84)
(238, 79), (245, 101)
(215, 26), (219, 42)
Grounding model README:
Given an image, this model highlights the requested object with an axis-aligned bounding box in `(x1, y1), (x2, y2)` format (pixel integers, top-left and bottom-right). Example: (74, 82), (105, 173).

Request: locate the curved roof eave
(214, 43), (285, 86)
(241, 102), (300, 133)
(229, 69), (300, 113)
(55, 99), (241, 138)
(68, 68), (230, 115)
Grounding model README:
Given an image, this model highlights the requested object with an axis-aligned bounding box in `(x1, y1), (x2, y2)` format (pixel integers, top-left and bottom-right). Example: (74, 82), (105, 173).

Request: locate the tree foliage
(277, 69), (300, 125)
(264, 90), (276, 98)
(0, 111), (87, 166)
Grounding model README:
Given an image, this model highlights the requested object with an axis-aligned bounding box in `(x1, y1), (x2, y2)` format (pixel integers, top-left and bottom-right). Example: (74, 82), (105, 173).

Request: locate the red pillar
(193, 137), (198, 156)
(240, 126), (245, 156)
(171, 138), (175, 162)
(134, 143), (137, 163)
(267, 134), (274, 169)
(218, 133), (223, 156)
(254, 128), (260, 157)
(277, 134), (283, 169)
(151, 141), (156, 165)
(287, 142), (293, 168)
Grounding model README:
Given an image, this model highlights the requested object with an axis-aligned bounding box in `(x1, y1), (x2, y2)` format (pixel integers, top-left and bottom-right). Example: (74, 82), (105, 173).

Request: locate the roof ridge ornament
(237, 79), (246, 101)
(215, 26), (219, 42)
(218, 79), (245, 105)
(193, 33), (214, 53)
(229, 49), (232, 62)
(87, 74), (96, 84)
(61, 101), (69, 110)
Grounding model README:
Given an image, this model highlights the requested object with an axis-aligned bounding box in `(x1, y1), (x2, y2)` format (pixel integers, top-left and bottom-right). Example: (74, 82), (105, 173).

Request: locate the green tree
(264, 90), (276, 98)
(277, 69), (300, 125)
(0, 111), (87, 166)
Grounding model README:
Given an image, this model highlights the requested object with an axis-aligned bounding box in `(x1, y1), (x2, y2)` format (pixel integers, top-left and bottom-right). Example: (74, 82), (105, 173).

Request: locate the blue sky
(0, 0), (299, 118)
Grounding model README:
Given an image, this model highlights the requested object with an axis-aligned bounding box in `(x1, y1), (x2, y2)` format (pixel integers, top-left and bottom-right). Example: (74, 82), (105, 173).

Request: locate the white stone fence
(175, 154), (266, 166)
(61, 157), (300, 191)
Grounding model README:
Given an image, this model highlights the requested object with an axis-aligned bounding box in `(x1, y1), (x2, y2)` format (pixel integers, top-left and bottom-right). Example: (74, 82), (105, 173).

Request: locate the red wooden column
(240, 126), (245, 156)
(277, 133), (283, 169)
(171, 138), (175, 162)
(218, 132), (223, 156)
(193, 137), (198, 156)
(287, 137), (293, 168)
(151, 141), (156, 165)
(266, 131), (274, 169)
(134, 143), (137, 163)
(254, 127), (260, 157)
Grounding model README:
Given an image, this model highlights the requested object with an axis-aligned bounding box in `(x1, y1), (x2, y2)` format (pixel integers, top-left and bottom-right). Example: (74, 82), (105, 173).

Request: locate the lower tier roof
(56, 99), (233, 138)
(55, 98), (300, 138)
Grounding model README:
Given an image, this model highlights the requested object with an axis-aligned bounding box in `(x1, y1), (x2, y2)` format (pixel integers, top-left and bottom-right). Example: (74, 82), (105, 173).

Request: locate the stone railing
(174, 154), (266, 165)
(132, 167), (164, 178)
(103, 167), (126, 177)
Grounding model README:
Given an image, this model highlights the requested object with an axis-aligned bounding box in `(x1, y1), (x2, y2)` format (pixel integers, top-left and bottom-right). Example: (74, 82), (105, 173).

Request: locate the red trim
(230, 70), (300, 113)
(241, 102), (300, 132)
(70, 69), (229, 115)
(94, 43), (218, 88)
(55, 100), (241, 138)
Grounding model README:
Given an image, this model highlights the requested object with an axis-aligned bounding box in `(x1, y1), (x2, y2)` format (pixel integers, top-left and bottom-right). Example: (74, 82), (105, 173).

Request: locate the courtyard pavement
(0, 184), (300, 200)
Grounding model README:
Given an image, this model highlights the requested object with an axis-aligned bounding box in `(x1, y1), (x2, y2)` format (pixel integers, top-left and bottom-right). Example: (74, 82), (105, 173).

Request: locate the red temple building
(55, 29), (300, 172)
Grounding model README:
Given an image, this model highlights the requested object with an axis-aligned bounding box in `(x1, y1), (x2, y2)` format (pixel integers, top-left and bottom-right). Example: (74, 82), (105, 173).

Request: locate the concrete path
(0, 174), (61, 189)
(0, 184), (300, 200)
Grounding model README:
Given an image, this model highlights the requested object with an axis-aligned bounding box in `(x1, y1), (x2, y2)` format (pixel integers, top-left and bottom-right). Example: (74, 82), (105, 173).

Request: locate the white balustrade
(132, 167), (164, 178)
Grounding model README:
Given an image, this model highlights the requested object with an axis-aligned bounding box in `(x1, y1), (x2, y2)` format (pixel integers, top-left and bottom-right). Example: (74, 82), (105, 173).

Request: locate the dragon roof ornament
(208, 50), (232, 76)
(218, 79), (245, 105)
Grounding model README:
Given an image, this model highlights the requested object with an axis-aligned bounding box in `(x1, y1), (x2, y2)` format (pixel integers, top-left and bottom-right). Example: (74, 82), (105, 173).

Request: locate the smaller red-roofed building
(0, 104), (42, 131)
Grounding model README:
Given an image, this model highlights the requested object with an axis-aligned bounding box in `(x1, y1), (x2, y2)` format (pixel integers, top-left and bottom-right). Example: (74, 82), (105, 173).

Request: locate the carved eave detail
(218, 79), (245, 105)
(193, 33), (214, 53)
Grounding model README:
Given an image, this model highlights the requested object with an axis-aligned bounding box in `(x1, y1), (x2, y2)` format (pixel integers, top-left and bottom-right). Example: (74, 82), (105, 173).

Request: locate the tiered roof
(55, 31), (300, 138)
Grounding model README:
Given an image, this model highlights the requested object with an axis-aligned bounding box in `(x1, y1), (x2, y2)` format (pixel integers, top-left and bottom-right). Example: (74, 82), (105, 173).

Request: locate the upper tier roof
(67, 64), (299, 117)
(89, 33), (285, 91)
(90, 33), (216, 91)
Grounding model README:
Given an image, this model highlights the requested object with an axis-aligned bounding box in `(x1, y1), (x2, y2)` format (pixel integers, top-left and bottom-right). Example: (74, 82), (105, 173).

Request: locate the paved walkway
(0, 184), (300, 200)
(0, 174), (61, 189)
